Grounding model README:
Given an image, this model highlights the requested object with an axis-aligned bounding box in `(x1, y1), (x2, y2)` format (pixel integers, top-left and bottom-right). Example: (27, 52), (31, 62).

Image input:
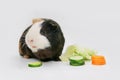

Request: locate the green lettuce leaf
(60, 45), (97, 62)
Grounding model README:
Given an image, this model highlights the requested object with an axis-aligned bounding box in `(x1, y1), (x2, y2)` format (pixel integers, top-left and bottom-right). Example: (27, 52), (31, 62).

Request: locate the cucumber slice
(70, 61), (85, 66)
(28, 61), (42, 67)
(69, 56), (85, 66)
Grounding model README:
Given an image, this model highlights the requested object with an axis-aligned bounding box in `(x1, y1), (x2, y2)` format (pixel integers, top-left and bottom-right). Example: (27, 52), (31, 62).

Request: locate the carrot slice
(92, 55), (104, 59)
(92, 55), (106, 65)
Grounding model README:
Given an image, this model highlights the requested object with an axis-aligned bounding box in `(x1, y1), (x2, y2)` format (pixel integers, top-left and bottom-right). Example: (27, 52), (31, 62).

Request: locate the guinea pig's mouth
(28, 42), (37, 48)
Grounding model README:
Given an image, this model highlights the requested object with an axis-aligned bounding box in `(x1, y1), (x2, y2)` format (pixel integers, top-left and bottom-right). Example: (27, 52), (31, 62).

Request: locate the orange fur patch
(32, 18), (43, 24)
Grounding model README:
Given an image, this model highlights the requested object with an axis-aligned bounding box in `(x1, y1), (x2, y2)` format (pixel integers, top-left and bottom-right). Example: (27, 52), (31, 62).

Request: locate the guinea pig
(19, 18), (65, 61)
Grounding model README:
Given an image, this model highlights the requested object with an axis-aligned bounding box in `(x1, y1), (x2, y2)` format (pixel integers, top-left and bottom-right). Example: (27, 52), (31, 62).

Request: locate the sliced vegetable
(92, 55), (106, 65)
(69, 56), (85, 66)
(28, 61), (42, 67)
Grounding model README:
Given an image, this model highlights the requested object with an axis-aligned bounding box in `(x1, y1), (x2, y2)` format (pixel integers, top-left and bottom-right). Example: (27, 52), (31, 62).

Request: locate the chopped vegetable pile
(60, 45), (97, 62)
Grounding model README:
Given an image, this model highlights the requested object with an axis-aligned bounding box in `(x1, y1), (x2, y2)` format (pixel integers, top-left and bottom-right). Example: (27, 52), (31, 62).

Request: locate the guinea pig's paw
(23, 55), (30, 59)
(53, 57), (61, 61)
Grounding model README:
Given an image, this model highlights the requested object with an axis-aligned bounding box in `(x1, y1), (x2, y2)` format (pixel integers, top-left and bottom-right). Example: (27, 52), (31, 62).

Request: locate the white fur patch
(25, 21), (51, 52)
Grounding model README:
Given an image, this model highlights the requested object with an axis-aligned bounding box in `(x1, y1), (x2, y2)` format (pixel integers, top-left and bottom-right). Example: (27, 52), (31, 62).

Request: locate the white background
(0, 0), (120, 80)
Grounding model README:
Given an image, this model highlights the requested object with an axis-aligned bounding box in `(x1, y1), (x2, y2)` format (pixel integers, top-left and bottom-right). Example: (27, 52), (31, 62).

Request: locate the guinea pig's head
(25, 18), (60, 52)
(40, 19), (60, 36)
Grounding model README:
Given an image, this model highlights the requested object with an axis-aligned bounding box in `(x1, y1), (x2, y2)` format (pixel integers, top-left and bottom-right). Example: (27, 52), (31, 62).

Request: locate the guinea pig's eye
(40, 30), (45, 35)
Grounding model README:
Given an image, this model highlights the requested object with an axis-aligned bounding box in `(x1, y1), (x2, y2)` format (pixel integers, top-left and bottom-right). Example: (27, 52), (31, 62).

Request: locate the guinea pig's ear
(49, 20), (59, 32)
(32, 18), (43, 24)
